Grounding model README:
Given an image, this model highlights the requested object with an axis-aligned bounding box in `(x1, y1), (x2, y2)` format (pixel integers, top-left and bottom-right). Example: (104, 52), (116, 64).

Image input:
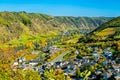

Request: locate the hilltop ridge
(0, 11), (113, 43)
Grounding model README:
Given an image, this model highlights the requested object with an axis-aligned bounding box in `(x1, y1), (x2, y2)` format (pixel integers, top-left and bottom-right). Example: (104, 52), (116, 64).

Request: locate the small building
(55, 61), (63, 68)
(13, 62), (18, 66)
(75, 50), (79, 54)
(19, 57), (26, 63)
(29, 61), (38, 66)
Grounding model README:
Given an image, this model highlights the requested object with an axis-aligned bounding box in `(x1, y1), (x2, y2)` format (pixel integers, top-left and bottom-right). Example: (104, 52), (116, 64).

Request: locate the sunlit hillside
(0, 12), (112, 45)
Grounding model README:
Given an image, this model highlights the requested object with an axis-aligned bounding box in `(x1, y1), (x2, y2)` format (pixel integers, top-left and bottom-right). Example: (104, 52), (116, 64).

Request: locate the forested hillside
(79, 16), (120, 42)
(0, 11), (112, 44)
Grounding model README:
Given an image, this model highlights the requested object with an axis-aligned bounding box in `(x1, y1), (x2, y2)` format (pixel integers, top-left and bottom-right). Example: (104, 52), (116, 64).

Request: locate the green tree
(24, 70), (41, 80)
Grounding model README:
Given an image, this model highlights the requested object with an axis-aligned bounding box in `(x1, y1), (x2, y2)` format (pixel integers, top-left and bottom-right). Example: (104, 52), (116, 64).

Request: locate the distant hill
(89, 16), (120, 41)
(78, 16), (120, 43)
(0, 11), (113, 43)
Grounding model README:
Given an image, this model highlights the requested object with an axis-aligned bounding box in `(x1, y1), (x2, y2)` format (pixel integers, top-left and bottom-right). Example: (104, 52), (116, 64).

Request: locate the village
(12, 45), (120, 80)
(0, 1), (120, 80)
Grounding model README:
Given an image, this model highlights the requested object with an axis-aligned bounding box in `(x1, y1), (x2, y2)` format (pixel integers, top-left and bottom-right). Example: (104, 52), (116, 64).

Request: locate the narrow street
(50, 51), (70, 63)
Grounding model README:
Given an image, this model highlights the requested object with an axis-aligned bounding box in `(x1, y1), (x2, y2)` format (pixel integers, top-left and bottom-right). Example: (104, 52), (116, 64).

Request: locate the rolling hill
(0, 11), (113, 44)
(89, 16), (120, 41)
(78, 16), (120, 43)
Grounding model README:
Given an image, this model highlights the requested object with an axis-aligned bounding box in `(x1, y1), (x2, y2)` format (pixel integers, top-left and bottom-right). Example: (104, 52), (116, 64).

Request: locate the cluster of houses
(12, 46), (62, 70)
(42, 46), (62, 55)
(38, 58), (120, 80)
(12, 57), (41, 71)
(12, 46), (120, 80)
